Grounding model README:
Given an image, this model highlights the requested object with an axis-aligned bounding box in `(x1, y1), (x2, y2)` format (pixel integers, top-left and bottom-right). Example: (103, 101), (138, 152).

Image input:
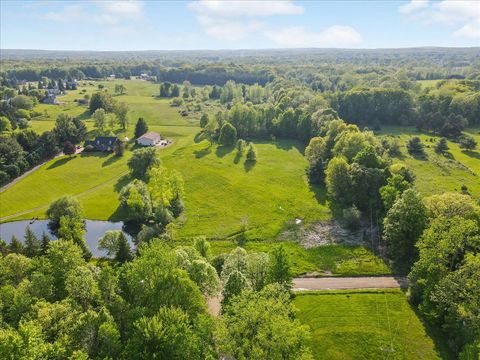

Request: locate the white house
(137, 131), (161, 146)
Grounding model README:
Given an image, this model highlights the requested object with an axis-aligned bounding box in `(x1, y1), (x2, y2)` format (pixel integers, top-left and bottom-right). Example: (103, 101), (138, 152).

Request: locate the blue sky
(1, 1), (479, 50)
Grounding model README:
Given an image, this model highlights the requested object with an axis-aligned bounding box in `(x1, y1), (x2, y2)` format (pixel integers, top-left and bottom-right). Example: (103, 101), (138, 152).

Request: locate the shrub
(343, 206), (361, 230)
(406, 136), (425, 156)
(246, 143), (257, 162)
(459, 135), (477, 150)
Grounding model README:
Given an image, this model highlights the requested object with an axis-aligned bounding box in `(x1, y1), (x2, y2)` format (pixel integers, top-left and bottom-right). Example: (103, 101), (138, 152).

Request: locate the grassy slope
(295, 290), (451, 360)
(379, 126), (480, 199)
(207, 241), (390, 277)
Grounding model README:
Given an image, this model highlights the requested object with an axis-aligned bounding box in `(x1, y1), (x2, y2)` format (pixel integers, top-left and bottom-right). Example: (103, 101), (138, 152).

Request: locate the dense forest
(1, 48), (479, 359)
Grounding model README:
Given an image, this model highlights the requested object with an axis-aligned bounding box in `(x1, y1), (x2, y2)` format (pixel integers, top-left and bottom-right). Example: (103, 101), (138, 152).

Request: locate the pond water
(0, 220), (133, 258)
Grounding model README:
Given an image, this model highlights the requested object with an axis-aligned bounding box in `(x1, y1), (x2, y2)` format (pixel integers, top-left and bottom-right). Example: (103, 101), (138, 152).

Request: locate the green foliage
(383, 189), (427, 273)
(200, 113), (209, 128)
(459, 134), (477, 150)
(127, 147), (160, 178)
(246, 143), (257, 162)
(134, 117), (148, 138)
(24, 226), (41, 258)
(217, 284), (312, 360)
(409, 216), (480, 352)
(326, 156), (352, 207)
(119, 179), (153, 223)
(46, 195), (84, 236)
(268, 245), (292, 290)
(219, 122), (237, 145)
(407, 136), (425, 156)
(89, 91), (115, 113)
(435, 137), (449, 153)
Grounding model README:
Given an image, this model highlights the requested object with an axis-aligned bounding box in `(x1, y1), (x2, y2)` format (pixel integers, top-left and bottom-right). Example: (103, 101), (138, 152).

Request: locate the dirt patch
(280, 220), (380, 249)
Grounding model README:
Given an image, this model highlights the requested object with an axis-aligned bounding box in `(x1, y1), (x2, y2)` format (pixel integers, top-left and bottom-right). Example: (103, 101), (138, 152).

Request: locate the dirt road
(293, 276), (407, 291)
(207, 276), (407, 316)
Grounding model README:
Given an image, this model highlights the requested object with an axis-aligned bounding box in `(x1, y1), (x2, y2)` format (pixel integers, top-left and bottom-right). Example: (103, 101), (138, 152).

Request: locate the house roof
(138, 131), (160, 141)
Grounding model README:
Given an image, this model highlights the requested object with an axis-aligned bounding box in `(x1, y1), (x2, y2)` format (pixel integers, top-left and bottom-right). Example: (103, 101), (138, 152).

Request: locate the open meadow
(379, 126), (480, 199)
(1, 80), (330, 242)
(294, 290), (451, 360)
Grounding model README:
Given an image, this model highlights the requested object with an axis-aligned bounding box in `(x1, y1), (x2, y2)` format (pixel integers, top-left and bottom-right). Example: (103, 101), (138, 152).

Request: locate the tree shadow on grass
(233, 151), (242, 164)
(243, 160), (256, 172)
(308, 183), (328, 206)
(80, 151), (109, 159)
(102, 155), (122, 167)
(194, 146), (212, 159)
(216, 145), (234, 158)
(77, 110), (91, 121)
(272, 139), (306, 154)
(114, 173), (132, 193)
(47, 156), (76, 169)
(409, 305), (456, 360)
(463, 150), (480, 159)
(194, 132), (205, 143)
(410, 152), (428, 161)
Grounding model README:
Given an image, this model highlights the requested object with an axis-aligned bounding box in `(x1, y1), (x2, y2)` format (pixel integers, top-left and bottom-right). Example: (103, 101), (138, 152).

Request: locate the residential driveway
(293, 276), (408, 291)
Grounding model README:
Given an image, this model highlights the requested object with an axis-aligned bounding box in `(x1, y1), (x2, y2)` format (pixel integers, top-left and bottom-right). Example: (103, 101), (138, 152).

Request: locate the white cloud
(188, 0), (304, 17)
(399, 0), (480, 39)
(454, 19), (480, 39)
(398, 0), (428, 15)
(197, 15), (266, 41)
(43, 4), (87, 22)
(264, 25), (362, 48)
(42, 1), (145, 26)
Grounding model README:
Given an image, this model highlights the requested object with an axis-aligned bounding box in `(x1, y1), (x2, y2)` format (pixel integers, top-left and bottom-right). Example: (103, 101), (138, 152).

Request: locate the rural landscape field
(1, 1), (479, 359)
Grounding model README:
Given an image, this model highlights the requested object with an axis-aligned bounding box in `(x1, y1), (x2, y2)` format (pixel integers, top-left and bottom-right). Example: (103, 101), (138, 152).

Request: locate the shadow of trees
(46, 156), (76, 169)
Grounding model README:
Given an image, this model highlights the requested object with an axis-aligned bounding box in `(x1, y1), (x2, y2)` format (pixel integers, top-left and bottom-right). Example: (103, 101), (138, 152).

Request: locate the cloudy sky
(1, 0), (479, 50)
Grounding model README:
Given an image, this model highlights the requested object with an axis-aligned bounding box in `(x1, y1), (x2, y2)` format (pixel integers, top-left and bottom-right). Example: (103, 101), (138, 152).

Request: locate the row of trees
(0, 113), (88, 185)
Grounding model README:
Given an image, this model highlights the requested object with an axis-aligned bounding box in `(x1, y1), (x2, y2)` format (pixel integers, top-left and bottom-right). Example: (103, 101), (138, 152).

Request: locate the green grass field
(379, 126), (480, 199)
(295, 290), (451, 360)
(207, 241), (390, 277)
(2, 80), (331, 242)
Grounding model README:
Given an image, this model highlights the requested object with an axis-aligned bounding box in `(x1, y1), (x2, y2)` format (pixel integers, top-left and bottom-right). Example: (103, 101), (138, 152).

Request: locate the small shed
(137, 131), (161, 146)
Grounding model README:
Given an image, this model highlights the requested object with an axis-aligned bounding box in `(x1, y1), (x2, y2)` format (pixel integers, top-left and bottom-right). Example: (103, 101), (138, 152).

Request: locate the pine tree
(40, 232), (50, 255)
(9, 235), (24, 254)
(115, 233), (133, 264)
(24, 226), (41, 257)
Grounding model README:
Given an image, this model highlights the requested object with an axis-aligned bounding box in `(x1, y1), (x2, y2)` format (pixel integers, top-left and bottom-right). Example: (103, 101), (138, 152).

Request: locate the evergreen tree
(170, 84), (180, 97)
(115, 232), (133, 264)
(268, 245), (292, 290)
(40, 232), (50, 255)
(246, 143), (257, 162)
(134, 118), (149, 138)
(9, 235), (24, 254)
(200, 113), (209, 128)
(24, 226), (41, 258)
(435, 138), (449, 154)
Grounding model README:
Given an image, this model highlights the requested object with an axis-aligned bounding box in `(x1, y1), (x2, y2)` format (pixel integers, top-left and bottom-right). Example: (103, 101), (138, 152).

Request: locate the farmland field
(294, 290), (451, 360)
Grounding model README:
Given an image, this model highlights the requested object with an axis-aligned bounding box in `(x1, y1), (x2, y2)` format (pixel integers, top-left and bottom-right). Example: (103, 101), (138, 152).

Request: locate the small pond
(0, 220), (133, 258)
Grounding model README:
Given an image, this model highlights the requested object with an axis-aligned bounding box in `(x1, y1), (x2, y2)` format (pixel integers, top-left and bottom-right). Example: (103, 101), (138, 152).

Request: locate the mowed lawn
(379, 126), (480, 199)
(295, 290), (449, 360)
